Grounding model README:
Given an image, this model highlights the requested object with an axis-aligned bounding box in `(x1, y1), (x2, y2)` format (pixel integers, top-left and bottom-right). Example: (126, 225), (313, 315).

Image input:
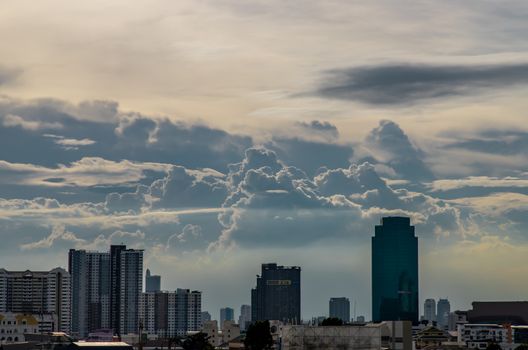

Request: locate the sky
(1, 0), (528, 322)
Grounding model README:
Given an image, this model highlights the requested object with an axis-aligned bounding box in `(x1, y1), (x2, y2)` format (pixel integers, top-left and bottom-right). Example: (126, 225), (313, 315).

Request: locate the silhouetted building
(238, 304), (251, 331)
(372, 217), (418, 324)
(220, 307), (234, 326)
(436, 299), (450, 329)
(467, 301), (528, 325)
(145, 269), (161, 292)
(329, 297), (350, 323)
(424, 299), (436, 323)
(251, 263), (301, 324)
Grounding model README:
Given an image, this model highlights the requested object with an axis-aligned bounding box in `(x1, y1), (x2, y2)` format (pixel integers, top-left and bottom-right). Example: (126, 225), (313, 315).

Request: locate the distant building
(238, 305), (251, 331)
(436, 299), (450, 330)
(201, 311), (212, 323)
(220, 307), (234, 326)
(201, 320), (240, 348)
(329, 297), (350, 323)
(280, 321), (412, 350)
(0, 312), (57, 343)
(371, 217), (418, 324)
(457, 324), (528, 350)
(145, 269), (161, 293)
(414, 325), (449, 349)
(448, 310), (467, 332)
(424, 299), (436, 324)
(69, 245), (143, 337)
(0, 268), (71, 334)
(251, 263), (301, 324)
(139, 289), (202, 337)
(467, 301), (528, 325)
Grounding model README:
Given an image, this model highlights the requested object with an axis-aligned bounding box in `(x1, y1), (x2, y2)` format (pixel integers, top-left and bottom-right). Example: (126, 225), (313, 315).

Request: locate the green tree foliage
(321, 317), (344, 326)
(179, 332), (214, 350)
(244, 320), (274, 350)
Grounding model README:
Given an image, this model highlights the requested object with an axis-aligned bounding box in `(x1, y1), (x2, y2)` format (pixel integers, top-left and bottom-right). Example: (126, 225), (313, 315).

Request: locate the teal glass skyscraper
(372, 217), (418, 324)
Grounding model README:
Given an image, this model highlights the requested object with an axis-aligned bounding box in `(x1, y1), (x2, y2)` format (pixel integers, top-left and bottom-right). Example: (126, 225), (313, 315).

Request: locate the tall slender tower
(372, 217), (418, 324)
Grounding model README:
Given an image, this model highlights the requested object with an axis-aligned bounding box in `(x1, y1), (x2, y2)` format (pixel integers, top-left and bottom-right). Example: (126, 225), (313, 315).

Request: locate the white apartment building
(0, 268), (71, 334)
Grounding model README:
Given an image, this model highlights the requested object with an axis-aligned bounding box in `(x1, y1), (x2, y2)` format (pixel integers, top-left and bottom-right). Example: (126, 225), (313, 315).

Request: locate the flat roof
(73, 342), (132, 347)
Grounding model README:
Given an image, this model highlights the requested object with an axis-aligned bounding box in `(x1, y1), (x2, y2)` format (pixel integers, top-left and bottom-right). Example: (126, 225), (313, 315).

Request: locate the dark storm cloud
(297, 120), (339, 137)
(266, 137), (353, 176)
(444, 129), (528, 155)
(315, 63), (528, 105)
(365, 120), (434, 181)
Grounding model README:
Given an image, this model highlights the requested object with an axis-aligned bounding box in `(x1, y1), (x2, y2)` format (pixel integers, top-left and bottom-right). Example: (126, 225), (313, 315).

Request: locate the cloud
(314, 63), (528, 105)
(3, 114), (63, 131)
(0, 157), (170, 187)
(20, 224), (86, 250)
(364, 120), (434, 181)
(429, 176), (528, 192)
(0, 66), (21, 85)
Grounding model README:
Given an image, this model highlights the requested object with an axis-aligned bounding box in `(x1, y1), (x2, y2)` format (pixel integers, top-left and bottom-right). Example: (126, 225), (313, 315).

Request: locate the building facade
(251, 263), (301, 324)
(424, 299), (436, 324)
(436, 299), (450, 330)
(220, 307), (234, 326)
(0, 268), (70, 333)
(69, 245), (143, 337)
(139, 289), (202, 338)
(0, 312), (58, 343)
(69, 250), (111, 337)
(329, 297), (350, 323)
(238, 305), (251, 331)
(372, 217), (418, 324)
(145, 269), (161, 293)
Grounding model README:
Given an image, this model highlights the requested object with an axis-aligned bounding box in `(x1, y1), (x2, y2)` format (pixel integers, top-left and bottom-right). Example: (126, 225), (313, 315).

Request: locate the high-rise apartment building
(251, 263), (301, 324)
(220, 307), (234, 327)
(69, 245), (143, 337)
(436, 299), (450, 330)
(424, 299), (436, 323)
(69, 250), (111, 337)
(329, 297), (350, 323)
(145, 269), (161, 292)
(372, 217), (418, 324)
(238, 305), (251, 331)
(140, 289), (202, 337)
(0, 268), (71, 333)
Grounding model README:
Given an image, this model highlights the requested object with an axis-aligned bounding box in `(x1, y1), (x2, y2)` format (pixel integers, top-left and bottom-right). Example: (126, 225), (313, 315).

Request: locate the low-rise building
(201, 320), (240, 347)
(0, 313), (57, 343)
(415, 326), (450, 349)
(280, 321), (412, 350)
(457, 323), (528, 350)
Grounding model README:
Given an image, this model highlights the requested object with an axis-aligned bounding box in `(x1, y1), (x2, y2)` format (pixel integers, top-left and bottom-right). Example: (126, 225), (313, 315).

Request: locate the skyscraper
(220, 307), (234, 327)
(69, 245), (143, 337)
(372, 217), (418, 324)
(145, 269), (161, 292)
(0, 268), (71, 333)
(251, 263), (301, 324)
(437, 299), (450, 330)
(424, 299), (436, 323)
(329, 297), (350, 323)
(69, 250), (111, 337)
(238, 305), (251, 331)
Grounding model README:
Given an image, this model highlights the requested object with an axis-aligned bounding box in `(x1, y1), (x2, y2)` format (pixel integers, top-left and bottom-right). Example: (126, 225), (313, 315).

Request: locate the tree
(178, 332), (214, 350)
(244, 320), (273, 350)
(515, 345), (528, 350)
(321, 317), (344, 326)
(486, 342), (502, 350)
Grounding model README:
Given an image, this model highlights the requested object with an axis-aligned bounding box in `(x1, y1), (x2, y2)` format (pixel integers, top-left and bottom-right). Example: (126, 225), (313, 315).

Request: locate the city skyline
(2, 0), (528, 323)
